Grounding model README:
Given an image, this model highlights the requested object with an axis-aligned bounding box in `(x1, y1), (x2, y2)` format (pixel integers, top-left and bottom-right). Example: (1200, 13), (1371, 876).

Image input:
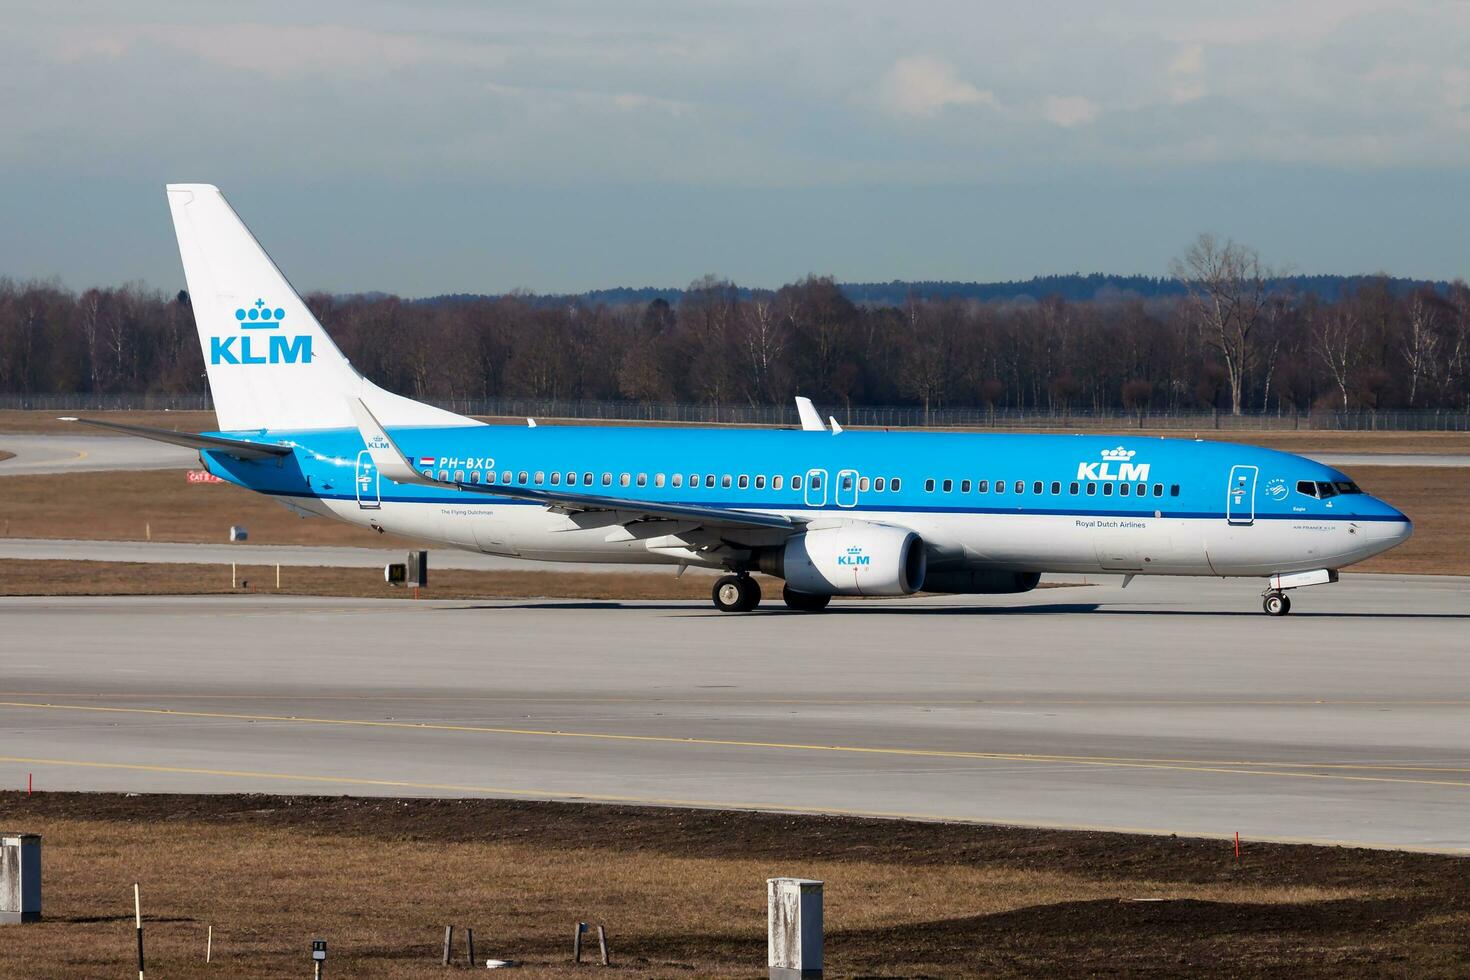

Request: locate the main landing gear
(712, 574), (762, 613)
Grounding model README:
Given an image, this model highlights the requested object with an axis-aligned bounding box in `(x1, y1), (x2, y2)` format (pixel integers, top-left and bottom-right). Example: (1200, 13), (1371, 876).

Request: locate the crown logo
(235, 298), (285, 329)
(1101, 446), (1135, 461)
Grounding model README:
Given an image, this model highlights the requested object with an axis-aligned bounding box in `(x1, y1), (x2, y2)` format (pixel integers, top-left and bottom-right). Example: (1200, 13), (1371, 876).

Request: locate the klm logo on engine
(1076, 446), (1150, 481)
(210, 299), (312, 365)
(836, 546), (870, 567)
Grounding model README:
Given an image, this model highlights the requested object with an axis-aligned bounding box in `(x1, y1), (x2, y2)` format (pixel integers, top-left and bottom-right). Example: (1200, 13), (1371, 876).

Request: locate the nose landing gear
(1262, 591), (1292, 616)
(712, 574), (762, 613)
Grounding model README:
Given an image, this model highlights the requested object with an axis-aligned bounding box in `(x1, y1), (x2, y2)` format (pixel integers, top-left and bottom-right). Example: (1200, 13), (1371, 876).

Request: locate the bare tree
(1403, 291), (1441, 407)
(1172, 233), (1269, 415)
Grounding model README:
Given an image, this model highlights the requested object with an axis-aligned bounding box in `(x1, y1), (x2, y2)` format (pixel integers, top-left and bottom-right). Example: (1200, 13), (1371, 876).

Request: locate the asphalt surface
(0, 434), (196, 474)
(2, 573), (1468, 852)
(0, 537), (658, 575)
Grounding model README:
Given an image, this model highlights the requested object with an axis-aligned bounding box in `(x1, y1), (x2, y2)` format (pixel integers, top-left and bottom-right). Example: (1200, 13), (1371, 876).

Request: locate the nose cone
(1366, 498), (1413, 551)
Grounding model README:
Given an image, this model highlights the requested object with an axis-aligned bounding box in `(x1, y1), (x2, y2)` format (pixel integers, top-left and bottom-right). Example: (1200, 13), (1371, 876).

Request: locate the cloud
(873, 55), (997, 118)
(1167, 43), (1206, 104)
(1042, 95), (1099, 127)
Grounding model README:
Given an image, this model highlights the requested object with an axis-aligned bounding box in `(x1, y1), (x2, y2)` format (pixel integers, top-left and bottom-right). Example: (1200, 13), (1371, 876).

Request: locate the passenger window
(1170, 484), (1180, 497)
(470, 471), (481, 484)
(978, 480), (989, 492)
(500, 470), (511, 484)
(1051, 481), (1061, 495)
(1103, 482), (1113, 496)
(672, 474), (683, 487)
(841, 474), (854, 491)
(960, 479), (971, 493)
(706, 474), (716, 488)
(739, 475), (749, 489)
(516, 470), (527, 484)
(1120, 482), (1130, 496)
(550, 471), (560, 485)
(858, 476), (868, 491)
(1033, 481), (1043, 495)
(874, 477), (884, 491)
(757, 475), (767, 489)
(1070, 481), (1079, 494)
(773, 475), (784, 490)
(811, 474), (822, 489)
(1086, 483), (1097, 496)
(637, 473), (647, 487)
(721, 475), (732, 488)
(439, 469), (449, 481)
(601, 472), (612, 486)
(655, 473), (666, 488)
(582, 472), (593, 486)
(891, 478), (902, 491)
(531, 470), (542, 484)
(487, 471), (497, 484)
(942, 479), (952, 493)
(620, 473), (631, 487)
(565, 471), (575, 485)
(925, 479), (936, 492)
(689, 474), (699, 487)
(792, 475), (802, 491)
(1014, 480), (1024, 494)
(996, 480), (1005, 494)
(1153, 483), (1162, 497)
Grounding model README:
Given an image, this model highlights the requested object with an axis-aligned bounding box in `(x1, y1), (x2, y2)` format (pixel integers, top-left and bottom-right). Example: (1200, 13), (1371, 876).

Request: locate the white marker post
(768, 878), (822, 979)
(134, 883), (144, 980)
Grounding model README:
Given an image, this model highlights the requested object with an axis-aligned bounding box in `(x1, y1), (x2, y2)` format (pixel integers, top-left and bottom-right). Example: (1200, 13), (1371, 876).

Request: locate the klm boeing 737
(68, 184), (1413, 615)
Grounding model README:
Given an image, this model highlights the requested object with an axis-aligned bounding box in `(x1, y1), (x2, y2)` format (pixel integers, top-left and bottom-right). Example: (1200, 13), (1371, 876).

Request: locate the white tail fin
(166, 183), (477, 432)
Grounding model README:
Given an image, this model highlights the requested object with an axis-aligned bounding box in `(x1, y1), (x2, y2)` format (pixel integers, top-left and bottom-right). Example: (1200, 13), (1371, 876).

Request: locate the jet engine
(760, 523), (926, 596)
(922, 570), (1041, 594)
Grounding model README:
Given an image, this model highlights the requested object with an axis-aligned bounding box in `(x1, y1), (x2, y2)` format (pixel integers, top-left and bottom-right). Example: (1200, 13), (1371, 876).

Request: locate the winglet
(794, 396), (824, 432)
(828, 416), (844, 434)
(349, 399), (436, 487)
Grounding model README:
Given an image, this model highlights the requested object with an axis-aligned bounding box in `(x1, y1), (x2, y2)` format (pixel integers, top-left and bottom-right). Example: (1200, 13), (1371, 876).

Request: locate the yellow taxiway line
(3, 699), (1470, 788)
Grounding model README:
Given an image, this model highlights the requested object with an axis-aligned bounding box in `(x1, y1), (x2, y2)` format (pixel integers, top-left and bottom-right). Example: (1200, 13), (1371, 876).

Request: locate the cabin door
(1226, 464), (1258, 526)
(355, 450), (381, 509)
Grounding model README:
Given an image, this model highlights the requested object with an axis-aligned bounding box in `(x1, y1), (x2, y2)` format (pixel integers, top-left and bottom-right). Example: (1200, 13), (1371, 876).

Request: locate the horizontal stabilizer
(59, 418), (293, 459)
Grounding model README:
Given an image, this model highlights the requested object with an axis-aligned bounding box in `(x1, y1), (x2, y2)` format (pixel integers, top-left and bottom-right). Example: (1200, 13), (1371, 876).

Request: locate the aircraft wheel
(1262, 591), (1291, 616)
(713, 575), (760, 613)
(782, 586), (832, 612)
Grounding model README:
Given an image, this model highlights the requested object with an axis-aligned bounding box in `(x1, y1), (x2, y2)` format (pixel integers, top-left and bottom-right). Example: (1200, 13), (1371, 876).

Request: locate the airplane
(67, 184), (1413, 615)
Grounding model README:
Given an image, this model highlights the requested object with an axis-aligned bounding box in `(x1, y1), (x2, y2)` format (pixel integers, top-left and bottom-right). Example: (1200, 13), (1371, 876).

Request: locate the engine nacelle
(922, 570), (1041, 594)
(761, 524), (926, 596)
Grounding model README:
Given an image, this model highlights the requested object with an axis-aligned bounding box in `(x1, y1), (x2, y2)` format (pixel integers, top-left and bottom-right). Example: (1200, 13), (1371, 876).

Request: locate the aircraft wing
(59, 417), (293, 460)
(349, 400), (802, 532)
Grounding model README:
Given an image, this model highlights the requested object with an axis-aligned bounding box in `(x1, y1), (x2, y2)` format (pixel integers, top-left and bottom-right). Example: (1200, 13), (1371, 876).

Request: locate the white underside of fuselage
(284, 494), (1401, 579)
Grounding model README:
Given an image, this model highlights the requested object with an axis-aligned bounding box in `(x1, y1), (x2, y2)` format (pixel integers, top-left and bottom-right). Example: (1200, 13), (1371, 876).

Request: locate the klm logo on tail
(210, 299), (312, 365)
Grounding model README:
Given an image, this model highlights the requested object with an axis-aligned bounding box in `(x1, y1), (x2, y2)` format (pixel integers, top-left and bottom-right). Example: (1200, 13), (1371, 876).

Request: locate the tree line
(2, 235), (1467, 416)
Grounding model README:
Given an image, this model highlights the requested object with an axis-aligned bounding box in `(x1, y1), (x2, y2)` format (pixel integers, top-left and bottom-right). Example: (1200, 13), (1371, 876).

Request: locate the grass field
(0, 793), (1465, 978)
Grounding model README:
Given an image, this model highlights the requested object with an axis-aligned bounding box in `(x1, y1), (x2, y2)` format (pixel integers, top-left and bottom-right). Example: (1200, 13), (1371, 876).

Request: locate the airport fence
(4, 392), (1470, 430)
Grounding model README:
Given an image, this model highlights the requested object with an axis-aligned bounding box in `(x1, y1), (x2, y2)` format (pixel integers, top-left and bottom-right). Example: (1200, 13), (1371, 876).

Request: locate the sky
(3, 0), (1469, 296)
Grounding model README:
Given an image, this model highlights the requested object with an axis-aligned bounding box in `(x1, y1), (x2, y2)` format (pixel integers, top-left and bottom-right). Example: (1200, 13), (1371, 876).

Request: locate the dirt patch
(0, 450), (13, 462)
(1345, 466), (1468, 575)
(0, 792), (1464, 978)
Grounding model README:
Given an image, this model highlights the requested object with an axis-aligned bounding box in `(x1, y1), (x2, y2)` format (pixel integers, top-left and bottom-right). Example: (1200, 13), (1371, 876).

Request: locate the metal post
(465, 927), (475, 968)
(443, 925), (453, 966)
(597, 925), (609, 966)
(134, 883), (145, 980)
(573, 922), (587, 963)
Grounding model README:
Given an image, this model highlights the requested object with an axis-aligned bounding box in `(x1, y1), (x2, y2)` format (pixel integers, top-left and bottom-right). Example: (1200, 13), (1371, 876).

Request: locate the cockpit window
(1298, 479), (1360, 499)
(1296, 480), (1317, 498)
(1334, 481), (1362, 495)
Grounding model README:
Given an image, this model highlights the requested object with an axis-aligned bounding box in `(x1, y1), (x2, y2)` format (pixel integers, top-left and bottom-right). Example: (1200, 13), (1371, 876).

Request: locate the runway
(3, 573), (1468, 852)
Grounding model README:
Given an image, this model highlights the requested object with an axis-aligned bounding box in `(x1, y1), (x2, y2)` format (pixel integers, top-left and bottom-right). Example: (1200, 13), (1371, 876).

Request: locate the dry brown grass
(1, 793), (1466, 978)
(0, 450), (14, 462)
(0, 410), (220, 435)
(1346, 466), (1467, 575)
(0, 559), (744, 600)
